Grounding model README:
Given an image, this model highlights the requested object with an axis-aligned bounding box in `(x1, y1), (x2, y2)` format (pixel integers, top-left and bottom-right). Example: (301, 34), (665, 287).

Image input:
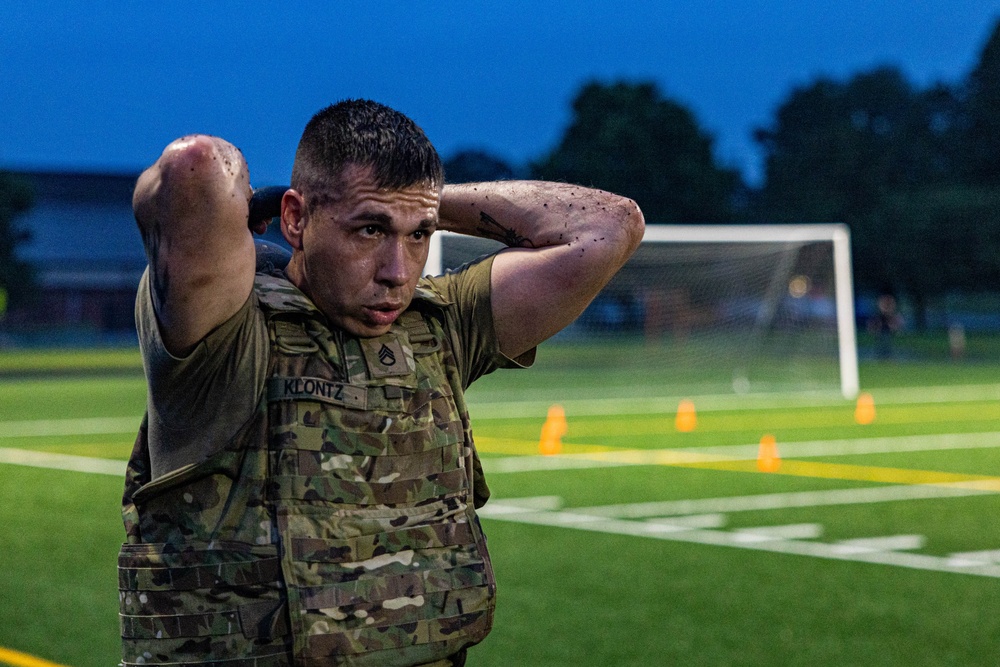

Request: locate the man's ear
(280, 189), (307, 250)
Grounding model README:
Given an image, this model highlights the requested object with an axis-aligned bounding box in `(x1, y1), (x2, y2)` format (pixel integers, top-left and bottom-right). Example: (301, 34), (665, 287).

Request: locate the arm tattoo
(477, 211), (535, 248)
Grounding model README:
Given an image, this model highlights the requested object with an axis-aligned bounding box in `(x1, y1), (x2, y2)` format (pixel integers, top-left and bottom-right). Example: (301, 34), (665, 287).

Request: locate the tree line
(447, 19), (1000, 328)
(754, 19), (1000, 326)
(4, 19), (1000, 325)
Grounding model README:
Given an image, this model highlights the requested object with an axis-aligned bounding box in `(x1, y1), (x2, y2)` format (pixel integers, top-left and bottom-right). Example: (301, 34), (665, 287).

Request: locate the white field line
(949, 549), (1000, 565)
(0, 416), (136, 475)
(0, 448), (126, 476)
(2, 389), (998, 479)
(467, 382), (1000, 418)
(0, 416), (139, 438)
(836, 534), (926, 551)
(575, 484), (996, 519)
(478, 497), (1000, 579)
(734, 523), (824, 540)
(647, 514), (727, 529)
(482, 430), (1000, 474)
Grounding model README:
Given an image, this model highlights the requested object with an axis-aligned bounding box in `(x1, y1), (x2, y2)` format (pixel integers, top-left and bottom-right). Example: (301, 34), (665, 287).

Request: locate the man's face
(284, 164), (440, 337)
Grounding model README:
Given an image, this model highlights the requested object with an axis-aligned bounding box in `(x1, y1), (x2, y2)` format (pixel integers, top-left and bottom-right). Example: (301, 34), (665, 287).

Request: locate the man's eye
(362, 225), (381, 236)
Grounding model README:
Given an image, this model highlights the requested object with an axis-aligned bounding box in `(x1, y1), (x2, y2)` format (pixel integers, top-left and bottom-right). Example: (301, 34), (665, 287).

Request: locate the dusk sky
(2, 1), (999, 187)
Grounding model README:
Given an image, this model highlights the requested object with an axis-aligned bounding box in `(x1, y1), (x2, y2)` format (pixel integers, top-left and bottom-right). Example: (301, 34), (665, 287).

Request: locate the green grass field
(2, 339), (1000, 666)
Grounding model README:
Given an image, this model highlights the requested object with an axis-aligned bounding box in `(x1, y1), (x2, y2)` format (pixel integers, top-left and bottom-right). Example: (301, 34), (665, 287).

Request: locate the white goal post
(648, 225), (859, 399)
(426, 223), (859, 400)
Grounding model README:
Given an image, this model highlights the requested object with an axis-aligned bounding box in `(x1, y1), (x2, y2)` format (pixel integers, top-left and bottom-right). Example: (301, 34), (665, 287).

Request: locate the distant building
(5, 170), (145, 343)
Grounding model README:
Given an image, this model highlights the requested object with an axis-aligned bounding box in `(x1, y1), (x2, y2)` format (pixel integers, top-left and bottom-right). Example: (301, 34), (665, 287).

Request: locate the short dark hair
(291, 99), (443, 209)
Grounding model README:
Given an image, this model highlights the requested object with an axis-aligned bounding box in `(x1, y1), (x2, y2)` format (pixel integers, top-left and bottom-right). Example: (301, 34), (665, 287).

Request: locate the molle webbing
(118, 541), (290, 665)
(117, 273), (493, 666)
(118, 401), (291, 665)
(263, 285), (494, 665)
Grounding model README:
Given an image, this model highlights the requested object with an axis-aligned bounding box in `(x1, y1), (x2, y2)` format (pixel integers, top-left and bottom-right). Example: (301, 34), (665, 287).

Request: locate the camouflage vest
(118, 272), (495, 666)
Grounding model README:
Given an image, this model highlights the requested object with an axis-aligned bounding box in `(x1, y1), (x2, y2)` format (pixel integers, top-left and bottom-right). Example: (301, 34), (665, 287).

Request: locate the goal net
(425, 224), (858, 401)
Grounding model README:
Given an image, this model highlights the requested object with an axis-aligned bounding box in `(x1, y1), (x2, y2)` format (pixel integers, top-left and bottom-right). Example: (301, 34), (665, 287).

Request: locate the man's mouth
(363, 303), (403, 326)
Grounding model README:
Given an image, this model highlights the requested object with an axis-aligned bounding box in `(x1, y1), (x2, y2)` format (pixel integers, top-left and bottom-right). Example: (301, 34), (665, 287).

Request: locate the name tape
(267, 377), (367, 410)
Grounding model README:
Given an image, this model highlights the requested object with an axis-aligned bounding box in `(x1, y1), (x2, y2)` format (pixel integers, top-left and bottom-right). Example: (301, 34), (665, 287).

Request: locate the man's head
(281, 100), (443, 338)
(290, 99), (443, 211)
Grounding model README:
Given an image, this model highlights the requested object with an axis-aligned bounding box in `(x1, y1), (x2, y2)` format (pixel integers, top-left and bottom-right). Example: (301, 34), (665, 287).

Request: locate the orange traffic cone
(539, 404), (568, 455)
(855, 392), (876, 425)
(757, 434), (781, 472)
(675, 399), (697, 432)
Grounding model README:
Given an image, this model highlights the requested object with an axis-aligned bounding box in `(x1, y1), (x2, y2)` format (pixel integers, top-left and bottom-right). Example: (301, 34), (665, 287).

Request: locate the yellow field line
(562, 445), (1000, 488)
(485, 437), (1000, 490)
(678, 457), (1000, 489)
(0, 647), (70, 667)
(475, 435), (614, 456)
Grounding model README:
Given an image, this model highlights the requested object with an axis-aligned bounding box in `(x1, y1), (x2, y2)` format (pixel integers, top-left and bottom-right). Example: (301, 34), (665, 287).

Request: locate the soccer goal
(426, 224), (859, 400)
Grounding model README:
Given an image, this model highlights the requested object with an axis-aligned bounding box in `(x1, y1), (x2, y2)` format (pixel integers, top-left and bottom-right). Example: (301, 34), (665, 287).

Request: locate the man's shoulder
(413, 278), (454, 309)
(417, 254), (496, 308)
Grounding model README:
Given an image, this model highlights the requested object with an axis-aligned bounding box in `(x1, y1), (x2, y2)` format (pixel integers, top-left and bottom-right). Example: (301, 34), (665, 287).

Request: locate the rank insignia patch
(361, 336), (412, 377)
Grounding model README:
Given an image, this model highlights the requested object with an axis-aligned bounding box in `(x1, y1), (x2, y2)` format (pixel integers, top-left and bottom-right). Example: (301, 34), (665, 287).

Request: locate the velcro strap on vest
(291, 521), (475, 564)
(271, 319), (320, 354)
(270, 468), (468, 505)
(399, 314), (441, 354)
(119, 555), (283, 591)
(298, 563), (487, 609)
(120, 649), (291, 667)
(121, 608), (242, 639)
(271, 418), (464, 457)
(273, 442), (462, 483)
(303, 609), (491, 658)
(121, 600), (289, 641)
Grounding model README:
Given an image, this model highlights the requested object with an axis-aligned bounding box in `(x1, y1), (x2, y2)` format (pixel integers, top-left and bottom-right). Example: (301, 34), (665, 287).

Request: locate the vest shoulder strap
(254, 272), (317, 316)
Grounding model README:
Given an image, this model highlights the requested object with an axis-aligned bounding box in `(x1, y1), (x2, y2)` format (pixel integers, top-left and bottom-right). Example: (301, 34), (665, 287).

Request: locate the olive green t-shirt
(136, 255), (526, 479)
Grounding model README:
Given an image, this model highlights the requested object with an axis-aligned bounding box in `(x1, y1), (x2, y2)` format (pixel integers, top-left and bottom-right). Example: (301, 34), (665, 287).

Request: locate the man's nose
(375, 239), (411, 287)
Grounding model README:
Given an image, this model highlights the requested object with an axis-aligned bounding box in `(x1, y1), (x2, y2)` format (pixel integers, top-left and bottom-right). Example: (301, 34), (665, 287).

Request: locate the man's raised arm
(438, 181), (644, 359)
(133, 135), (258, 355)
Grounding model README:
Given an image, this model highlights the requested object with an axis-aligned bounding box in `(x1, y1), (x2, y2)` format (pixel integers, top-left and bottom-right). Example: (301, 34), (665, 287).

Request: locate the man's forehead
(319, 163), (441, 204)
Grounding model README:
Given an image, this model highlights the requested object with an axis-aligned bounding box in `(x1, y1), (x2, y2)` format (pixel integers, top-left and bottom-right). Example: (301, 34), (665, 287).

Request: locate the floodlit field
(2, 342), (1000, 666)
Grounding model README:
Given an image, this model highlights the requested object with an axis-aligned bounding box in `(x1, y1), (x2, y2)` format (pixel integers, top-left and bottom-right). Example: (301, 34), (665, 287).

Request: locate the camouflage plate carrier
(118, 272), (496, 666)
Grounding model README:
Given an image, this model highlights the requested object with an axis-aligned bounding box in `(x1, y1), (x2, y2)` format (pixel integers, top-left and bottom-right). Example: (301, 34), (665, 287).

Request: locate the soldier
(118, 99), (644, 666)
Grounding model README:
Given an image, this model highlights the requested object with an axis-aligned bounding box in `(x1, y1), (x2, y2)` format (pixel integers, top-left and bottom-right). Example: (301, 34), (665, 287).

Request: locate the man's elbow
(134, 136), (216, 202)
(157, 135), (229, 184)
(573, 195), (644, 285)
(605, 195), (644, 259)
(622, 197), (645, 252)
(135, 135), (248, 228)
